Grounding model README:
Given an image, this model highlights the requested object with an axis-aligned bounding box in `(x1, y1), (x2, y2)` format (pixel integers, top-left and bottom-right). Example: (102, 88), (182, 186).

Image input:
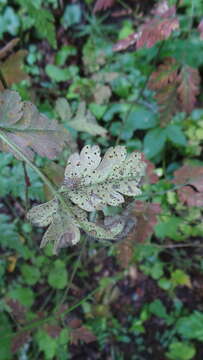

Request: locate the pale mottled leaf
(0, 90), (70, 160)
(62, 145), (145, 211)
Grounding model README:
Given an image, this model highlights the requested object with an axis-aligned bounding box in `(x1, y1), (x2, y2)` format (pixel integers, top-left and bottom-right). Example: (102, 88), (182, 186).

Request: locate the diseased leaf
(27, 145), (145, 253)
(177, 66), (200, 113)
(173, 165), (203, 207)
(27, 194), (124, 254)
(0, 90), (70, 160)
(62, 145), (145, 211)
(55, 98), (107, 137)
(0, 50), (28, 91)
(93, 0), (115, 13)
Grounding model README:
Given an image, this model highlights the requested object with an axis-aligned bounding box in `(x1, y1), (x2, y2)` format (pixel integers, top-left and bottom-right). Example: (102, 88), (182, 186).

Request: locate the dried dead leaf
(177, 66), (200, 113)
(0, 50), (28, 90)
(117, 201), (161, 268)
(0, 38), (20, 60)
(93, 0), (115, 13)
(71, 326), (96, 345)
(113, 1), (179, 52)
(0, 90), (70, 160)
(173, 165), (203, 207)
(198, 19), (203, 40)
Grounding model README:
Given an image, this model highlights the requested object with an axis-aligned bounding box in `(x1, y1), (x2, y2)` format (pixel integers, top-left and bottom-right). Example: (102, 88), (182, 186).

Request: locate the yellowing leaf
(0, 90), (70, 160)
(7, 255), (18, 273)
(55, 98), (107, 137)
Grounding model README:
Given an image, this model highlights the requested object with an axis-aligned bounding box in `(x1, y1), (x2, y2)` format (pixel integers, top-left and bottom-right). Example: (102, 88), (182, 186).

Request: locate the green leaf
(16, 0), (56, 48)
(45, 64), (78, 82)
(35, 330), (58, 360)
(21, 264), (41, 285)
(176, 312), (203, 341)
(155, 216), (182, 240)
(112, 76), (132, 98)
(166, 342), (196, 360)
(158, 278), (172, 291)
(89, 104), (108, 120)
(0, 214), (26, 256)
(48, 260), (68, 289)
(126, 106), (157, 130)
(149, 300), (168, 320)
(166, 124), (187, 146)
(144, 127), (167, 159)
(9, 287), (34, 307)
(61, 4), (82, 29)
(0, 314), (12, 360)
(55, 45), (77, 66)
(171, 269), (191, 288)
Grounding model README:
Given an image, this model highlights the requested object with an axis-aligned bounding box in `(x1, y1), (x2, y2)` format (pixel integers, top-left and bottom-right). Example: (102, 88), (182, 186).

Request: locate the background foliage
(1, 0), (203, 359)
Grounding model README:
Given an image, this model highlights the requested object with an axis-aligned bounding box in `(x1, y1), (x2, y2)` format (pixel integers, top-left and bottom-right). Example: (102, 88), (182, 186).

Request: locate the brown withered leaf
(44, 324), (62, 338)
(0, 90), (70, 160)
(148, 58), (178, 90)
(113, 33), (139, 52)
(177, 66), (200, 113)
(11, 331), (30, 353)
(198, 19), (203, 40)
(70, 326), (96, 345)
(0, 50), (28, 90)
(117, 233), (134, 268)
(141, 154), (159, 184)
(6, 299), (26, 324)
(132, 201), (161, 243)
(0, 38), (20, 60)
(117, 201), (161, 268)
(148, 58), (179, 125)
(173, 165), (203, 207)
(93, 0), (115, 13)
(113, 1), (179, 52)
(137, 1), (179, 49)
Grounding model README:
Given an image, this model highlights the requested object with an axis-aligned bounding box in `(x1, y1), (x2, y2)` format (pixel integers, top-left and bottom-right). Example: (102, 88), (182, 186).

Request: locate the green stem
(0, 130), (72, 215)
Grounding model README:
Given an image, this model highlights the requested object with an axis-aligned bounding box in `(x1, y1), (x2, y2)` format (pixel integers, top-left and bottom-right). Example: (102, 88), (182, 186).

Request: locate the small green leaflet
(0, 90), (70, 160)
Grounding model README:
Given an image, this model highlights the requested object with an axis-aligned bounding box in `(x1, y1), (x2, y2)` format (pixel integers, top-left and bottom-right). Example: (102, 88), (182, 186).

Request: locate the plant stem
(0, 69), (8, 89)
(0, 130), (70, 213)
